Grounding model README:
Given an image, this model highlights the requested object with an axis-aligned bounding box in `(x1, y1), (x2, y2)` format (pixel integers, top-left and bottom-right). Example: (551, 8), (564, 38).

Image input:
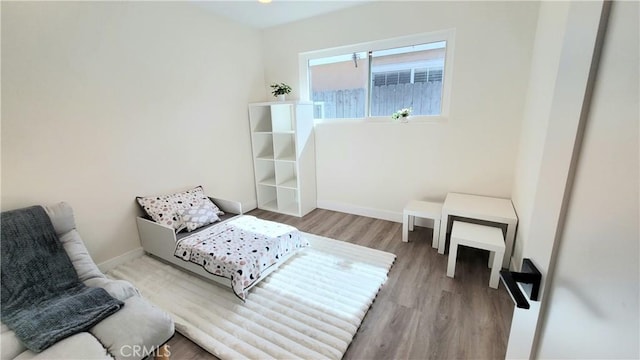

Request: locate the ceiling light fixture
(258, 0), (272, 3)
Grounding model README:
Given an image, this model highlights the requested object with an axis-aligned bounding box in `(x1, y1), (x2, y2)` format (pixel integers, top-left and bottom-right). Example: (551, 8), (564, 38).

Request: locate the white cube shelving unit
(249, 101), (316, 217)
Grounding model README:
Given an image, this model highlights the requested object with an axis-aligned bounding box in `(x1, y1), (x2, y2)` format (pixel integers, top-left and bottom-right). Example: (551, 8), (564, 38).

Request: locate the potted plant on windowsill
(270, 83), (292, 101)
(392, 107), (412, 123)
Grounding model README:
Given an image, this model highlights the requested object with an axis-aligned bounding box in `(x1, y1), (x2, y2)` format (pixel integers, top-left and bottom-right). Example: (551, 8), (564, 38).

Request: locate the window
(308, 52), (369, 119)
(301, 31), (454, 120)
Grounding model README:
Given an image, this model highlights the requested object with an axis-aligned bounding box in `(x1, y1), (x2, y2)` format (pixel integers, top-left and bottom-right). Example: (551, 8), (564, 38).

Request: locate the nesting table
(447, 221), (506, 288)
(437, 193), (518, 269)
(402, 200), (442, 248)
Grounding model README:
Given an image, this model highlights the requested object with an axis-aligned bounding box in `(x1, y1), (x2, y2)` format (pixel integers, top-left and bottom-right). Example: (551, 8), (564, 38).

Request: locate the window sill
(314, 115), (448, 125)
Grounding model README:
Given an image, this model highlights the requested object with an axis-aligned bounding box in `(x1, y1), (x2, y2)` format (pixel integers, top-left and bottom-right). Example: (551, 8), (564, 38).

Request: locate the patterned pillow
(178, 201), (221, 232)
(136, 186), (224, 232)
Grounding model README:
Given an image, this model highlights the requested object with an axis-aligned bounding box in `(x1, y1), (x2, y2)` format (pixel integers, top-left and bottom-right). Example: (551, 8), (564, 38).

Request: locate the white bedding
(174, 215), (308, 300)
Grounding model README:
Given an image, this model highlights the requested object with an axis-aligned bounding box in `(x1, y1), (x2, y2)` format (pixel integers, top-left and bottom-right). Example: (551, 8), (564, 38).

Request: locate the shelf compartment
(273, 133), (296, 161)
(276, 188), (299, 215)
(249, 106), (273, 132)
(252, 133), (274, 159)
(270, 104), (294, 132)
(254, 161), (276, 185)
(278, 178), (298, 189)
(257, 184), (277, 211)
(275, 162), (298, 189)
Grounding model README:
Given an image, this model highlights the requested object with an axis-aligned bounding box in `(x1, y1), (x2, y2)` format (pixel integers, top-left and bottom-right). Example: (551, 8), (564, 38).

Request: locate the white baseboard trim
(316, 200), (435, 228)
(98, 247), (145, 273)
(318, 200), (401, 222)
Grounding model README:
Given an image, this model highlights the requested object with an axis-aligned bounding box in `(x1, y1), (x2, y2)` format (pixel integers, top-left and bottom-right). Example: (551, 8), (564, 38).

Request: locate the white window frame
(299, 29), (455, 123)
(371, 59), (444, 74)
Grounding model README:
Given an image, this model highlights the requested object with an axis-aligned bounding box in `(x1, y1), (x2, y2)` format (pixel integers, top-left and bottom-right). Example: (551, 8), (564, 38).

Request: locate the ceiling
(193, 1), (373, 29)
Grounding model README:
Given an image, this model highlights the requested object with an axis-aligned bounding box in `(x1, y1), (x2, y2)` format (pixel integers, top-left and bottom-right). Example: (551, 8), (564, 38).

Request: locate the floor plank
(166, 208), (514, 359)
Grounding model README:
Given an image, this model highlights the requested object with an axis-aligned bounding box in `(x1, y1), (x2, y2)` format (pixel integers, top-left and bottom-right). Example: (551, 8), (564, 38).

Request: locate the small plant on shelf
(270, 83), (292, 97)
(391, 107), (412, 120)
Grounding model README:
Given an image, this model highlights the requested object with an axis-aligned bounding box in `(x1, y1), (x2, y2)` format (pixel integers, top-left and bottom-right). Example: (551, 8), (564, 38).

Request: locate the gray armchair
(0, 202), (174, 360)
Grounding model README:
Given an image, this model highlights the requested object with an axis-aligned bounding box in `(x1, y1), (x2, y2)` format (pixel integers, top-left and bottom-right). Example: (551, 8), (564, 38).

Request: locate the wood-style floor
(166, 208), (514, 359)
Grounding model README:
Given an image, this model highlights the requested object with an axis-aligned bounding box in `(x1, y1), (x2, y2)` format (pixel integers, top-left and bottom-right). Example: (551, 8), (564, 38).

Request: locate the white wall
(537, 1), (639, 357)
(261, 1), (539, 221)
(1, 2), (265, 263)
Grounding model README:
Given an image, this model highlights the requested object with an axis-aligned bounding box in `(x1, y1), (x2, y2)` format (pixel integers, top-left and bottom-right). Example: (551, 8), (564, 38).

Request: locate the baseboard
(318, 200), (401, 222)
(316, 200), (435, 228)
(97, 247), (145, 273)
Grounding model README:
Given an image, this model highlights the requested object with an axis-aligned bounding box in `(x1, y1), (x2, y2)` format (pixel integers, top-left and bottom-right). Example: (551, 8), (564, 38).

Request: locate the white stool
(446, 221), (505, 289)
(402, 200), (443, 248)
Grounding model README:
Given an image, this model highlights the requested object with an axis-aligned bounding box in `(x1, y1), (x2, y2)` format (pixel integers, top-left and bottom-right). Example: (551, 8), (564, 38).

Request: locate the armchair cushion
(12, 333), (112, 360)
(1, 324), (26, 360)
(44, 203), (104, 282)
(84, 278), (139, 302)
(90, 296), (174, 360)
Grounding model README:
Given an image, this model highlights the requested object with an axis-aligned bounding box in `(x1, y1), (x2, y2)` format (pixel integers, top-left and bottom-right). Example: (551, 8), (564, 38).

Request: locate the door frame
(506, 1), (611, 358)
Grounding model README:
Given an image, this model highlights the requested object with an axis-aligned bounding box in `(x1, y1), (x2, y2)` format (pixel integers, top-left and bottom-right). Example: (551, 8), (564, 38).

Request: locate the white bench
(446, 221), (505, 289)
(402, 200), (443, 248)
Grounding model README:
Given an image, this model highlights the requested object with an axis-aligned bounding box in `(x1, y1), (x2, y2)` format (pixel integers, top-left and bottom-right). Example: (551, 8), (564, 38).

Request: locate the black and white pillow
(136, 186), (224, 232)
(178, 201), (220, 232)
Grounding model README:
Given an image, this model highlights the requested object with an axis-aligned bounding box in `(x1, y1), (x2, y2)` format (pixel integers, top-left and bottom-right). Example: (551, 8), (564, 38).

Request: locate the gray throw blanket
(1, 206), (123, 352)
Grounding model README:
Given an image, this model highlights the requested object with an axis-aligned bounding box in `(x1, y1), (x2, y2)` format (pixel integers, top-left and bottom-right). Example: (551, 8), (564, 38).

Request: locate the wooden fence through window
(312, 82), (442, 119)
